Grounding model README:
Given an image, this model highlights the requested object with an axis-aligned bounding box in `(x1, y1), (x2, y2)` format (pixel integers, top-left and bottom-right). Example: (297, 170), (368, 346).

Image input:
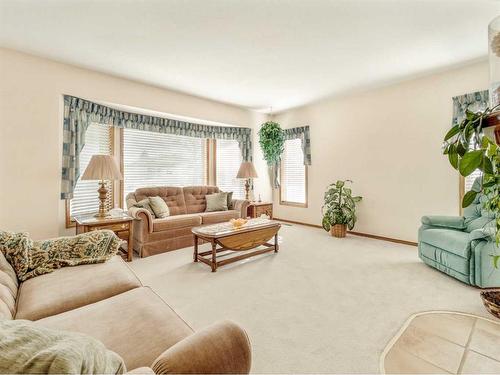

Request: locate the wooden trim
(279, 147), (308, 207)
(348, 231), (417, 247)
(65, 199), (76, 228)
(65, 125), (116, 228)
(273, 217), (417, 247)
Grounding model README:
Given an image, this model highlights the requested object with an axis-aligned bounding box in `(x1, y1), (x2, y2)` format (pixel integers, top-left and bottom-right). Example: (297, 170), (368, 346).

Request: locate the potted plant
(321, 180), (362, 238)
(442, 105), (500, 318)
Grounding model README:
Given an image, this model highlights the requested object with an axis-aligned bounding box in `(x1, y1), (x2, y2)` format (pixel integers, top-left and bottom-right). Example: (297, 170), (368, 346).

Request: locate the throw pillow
(0, 230), (120, 281)
(149, 196), (170, 218)
(133, 199), (156, 217)
(223, 191), (234, 210)
(0, 319), (125, 374)
(205, 192), (228, 212)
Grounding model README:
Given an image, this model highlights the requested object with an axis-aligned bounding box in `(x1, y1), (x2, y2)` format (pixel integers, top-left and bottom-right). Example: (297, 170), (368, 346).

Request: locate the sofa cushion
(34, 287), (193, 371)
(0, 251), (17, 319)
(0, 319), (125, 375)
(419, 228), (471, 258)
(134, 187), (187, 216)
(152, 214), (202, 232)
(133, 199), (156, 217)
(183, 186), (220, 214)
(205, 192), (228, 212)
(200, 210), (240, 225)
(149, 196), (170, 218)
(15, 256), (141, 321)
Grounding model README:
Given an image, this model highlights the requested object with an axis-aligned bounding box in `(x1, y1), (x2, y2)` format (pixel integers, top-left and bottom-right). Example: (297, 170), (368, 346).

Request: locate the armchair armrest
(470, 226), (496, 242)
(232, 199), (250, 219)
(421, 215), (465, 230)
(128, 207), (154, 234)
(151, 320), (251, 374)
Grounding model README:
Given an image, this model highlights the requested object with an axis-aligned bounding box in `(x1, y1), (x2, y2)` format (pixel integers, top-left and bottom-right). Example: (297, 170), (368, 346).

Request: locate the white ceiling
(0, 0), (499, 112)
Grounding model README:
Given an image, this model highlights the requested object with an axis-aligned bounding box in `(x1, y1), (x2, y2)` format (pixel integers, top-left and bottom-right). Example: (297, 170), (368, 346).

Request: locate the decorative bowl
(230, 218), (247, 229)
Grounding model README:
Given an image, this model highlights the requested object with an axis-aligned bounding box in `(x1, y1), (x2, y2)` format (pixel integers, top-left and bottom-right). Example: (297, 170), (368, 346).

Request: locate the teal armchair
(418, 179), (499, 288)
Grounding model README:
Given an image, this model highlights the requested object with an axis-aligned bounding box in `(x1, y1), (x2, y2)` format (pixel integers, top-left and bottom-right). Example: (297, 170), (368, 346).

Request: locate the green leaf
(448, 149), (458, 170)
(462, 190), (478, 208)
(444, 125), (460, 141)
(483, 157), (494, 175)
(336, 180), (345, 189)
(456, 142), (466, 157)
(459, 150), (483, 177)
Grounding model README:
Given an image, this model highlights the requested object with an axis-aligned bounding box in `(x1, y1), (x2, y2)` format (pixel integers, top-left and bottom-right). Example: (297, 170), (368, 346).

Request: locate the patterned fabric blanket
(0, 230), (121, 281)
(0, 319), (125, 374)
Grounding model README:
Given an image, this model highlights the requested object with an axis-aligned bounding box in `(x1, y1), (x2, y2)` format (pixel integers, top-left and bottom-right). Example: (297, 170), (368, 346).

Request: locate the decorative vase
(330, 224), (347, 238)
(480, 290), (500, 319)
(489, 15), (500, 107)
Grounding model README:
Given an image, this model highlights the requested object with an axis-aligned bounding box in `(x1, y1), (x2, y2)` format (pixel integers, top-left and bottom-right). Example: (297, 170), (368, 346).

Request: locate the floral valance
(61, 95), (253, 199)
(452, 90), (489, 125)
(283, 126), (311, 165)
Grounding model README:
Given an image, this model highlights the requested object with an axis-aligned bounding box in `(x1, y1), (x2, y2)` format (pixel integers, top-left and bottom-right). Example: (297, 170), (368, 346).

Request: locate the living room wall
(273, 61), (489, 242)
(0, 48), (269, 239)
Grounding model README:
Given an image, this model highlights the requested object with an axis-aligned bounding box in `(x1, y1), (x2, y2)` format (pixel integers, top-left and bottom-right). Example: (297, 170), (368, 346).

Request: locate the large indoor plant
(258, 121), (285, 166)
(258, 121), (285, 188)
(442, 105), (500, 318)
(321, 180), (362, 238)
(442, 105), (500, 247)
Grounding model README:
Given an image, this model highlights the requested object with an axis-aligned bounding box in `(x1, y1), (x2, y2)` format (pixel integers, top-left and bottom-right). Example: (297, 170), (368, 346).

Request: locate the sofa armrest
(421, 215), (465, 230)
(232, 199), (250, 219)
(151, 320), (251, 374)
(470, 227), (496, 242)
(128, 207), (154, 234)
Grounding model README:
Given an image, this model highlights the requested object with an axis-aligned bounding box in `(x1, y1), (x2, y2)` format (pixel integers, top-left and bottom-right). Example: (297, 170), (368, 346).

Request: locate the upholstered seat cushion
(15, 256), (142, 321)
(34, 287), (194, 371)
(152, 214), (202, 232)
(0, 251), (18, 319)
(419, 228), (471, 258)
(200, 210), (240, 224)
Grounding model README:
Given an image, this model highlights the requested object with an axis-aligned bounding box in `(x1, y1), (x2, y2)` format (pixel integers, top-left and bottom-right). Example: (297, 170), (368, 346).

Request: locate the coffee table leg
(274, 234), (279, 253)
(193, 234), (198, 262)
(211, 240), (217, 272)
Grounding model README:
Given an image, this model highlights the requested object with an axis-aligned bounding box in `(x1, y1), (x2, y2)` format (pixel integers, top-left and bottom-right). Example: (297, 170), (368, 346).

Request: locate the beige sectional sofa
(0, 252), (251, 373)
(126, 186), (249, 257)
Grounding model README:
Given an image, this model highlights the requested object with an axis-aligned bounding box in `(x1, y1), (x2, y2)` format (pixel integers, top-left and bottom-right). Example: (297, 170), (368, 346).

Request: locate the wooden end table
(74, 213), (134, 262)
(192, 219), (281, 272)
(247, 202), (273, 219)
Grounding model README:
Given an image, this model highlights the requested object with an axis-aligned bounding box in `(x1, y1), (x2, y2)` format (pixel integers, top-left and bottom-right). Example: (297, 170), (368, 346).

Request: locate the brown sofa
(0, 252), (251, 373)
(126, 186), (250, 257)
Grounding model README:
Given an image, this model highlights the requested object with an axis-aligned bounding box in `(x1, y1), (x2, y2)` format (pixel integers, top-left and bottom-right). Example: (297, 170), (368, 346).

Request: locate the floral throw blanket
(0, 230), (121, 281)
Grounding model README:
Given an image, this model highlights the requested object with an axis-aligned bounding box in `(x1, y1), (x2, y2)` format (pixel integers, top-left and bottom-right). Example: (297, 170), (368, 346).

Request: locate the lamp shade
(236, 161), (258, 179)
(81, 155), (123, 181)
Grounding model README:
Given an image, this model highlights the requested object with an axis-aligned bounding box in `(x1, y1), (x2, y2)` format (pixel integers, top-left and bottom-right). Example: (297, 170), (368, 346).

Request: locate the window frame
(65, 125), (115, 228)
(279, 139), (308, 208)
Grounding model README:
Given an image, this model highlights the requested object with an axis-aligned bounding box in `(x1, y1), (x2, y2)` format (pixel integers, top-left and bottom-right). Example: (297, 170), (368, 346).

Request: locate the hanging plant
(258, 121), (285, 166)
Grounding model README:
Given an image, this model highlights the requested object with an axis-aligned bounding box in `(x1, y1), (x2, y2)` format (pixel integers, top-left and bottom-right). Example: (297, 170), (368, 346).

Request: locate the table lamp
(236, 161), (258, 200)
(81, 155), (123, 218)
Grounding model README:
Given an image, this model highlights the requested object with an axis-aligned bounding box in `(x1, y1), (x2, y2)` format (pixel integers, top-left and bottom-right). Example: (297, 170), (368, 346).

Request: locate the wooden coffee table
(192, 218), (281, 272)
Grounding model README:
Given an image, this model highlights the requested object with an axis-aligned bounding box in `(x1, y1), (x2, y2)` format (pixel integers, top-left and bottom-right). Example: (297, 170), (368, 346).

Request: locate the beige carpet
(129, 222), (493, 373)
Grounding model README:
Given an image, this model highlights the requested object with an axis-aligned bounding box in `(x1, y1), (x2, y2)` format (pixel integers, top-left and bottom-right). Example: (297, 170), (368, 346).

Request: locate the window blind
(123, 129), (206, 200)
(216, 139), (245, 199)
(69, 123), (113, 217)
(281, 138), (306, 204)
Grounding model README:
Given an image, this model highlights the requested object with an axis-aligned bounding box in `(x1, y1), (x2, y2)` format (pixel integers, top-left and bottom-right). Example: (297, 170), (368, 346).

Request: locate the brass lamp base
(244, 179), (251, 201)
(94, 180), (111, 218)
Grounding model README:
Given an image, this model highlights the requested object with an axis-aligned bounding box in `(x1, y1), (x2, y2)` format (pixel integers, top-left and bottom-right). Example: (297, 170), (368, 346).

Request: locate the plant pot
(481, 290), (500, 319)
(330, 224), (347, 238)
